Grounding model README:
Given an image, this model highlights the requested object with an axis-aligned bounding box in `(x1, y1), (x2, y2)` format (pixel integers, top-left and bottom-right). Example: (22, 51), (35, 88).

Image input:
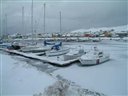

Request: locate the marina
(3, 48), (79, 66)
(1, 41), (127, 96)
(1, 40), (111, 67)
(0, 0), (127, 96)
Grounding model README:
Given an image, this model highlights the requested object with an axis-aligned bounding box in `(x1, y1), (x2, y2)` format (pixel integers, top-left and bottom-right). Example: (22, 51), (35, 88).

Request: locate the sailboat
(45, 11), (70, 56)
(45, 41), (70, 56)
(19, 2), (51, 53)
(8, 5), (36, 51)
(0, 14), (14, 50)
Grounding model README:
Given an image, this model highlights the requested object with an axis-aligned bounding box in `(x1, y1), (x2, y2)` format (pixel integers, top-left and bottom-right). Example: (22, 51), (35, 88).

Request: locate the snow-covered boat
(45, 42), (69, 56)
(0, 43), (11, 49)
(0, 42), (24, 50)
(19, 40), (55, 53)
(46, 47), (70, 56)
(79, 47), (110, 65)
(0, 40), (3, 44)
(19, 45), (51, 53)
(44, 40), (55, 46)
(64, 48), (85, 61)
(9, 42), (24, 50)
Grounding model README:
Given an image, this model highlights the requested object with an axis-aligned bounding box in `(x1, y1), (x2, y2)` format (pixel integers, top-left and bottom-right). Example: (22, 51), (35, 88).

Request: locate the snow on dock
(4, 49), (79, 66)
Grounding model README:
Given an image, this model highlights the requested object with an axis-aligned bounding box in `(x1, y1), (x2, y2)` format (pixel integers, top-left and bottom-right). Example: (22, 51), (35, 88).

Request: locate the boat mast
(31, 0), (34, 41)
(34, 20), (37, 39)
(44, 3), (46, 36)
(5, 14), (7, 35)
(59, 11), (61, 34)
(22, 6), (25, 35)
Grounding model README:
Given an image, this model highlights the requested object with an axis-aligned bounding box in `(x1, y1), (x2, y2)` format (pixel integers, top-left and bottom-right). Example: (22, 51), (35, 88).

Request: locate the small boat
(0, 42), (11, 49)
(0, 40), (3, 44)
(44, 40), (55, 46)
(19, 45), (51, 53)
(79, 47), (110, 65)
(10, 42), (22, 50)
(0, 41), (24, 50)
(45, 42), (69, 56)
(6, 42), (27, 50)
(19, 40), (57, 53)
(46, 47), (70, 56)
(64, 48), (85, 61)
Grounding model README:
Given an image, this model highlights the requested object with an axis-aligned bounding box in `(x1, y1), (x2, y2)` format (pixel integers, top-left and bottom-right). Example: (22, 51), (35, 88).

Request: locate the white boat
(79, 47), (110, 65)
(19, 45), (51, 53)
(19, 40), (60, 53)
(64, 48), (85, 61)
(46, 47), (70, 56)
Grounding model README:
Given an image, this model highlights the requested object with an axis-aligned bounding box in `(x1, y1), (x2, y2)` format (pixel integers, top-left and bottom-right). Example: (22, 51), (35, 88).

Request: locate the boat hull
(79, 55), (110, 65)
(46, 48), (70, 56)
(19, 46), (51, 53)
(64, 54), (81, 61)
(0, 43), (11, 49)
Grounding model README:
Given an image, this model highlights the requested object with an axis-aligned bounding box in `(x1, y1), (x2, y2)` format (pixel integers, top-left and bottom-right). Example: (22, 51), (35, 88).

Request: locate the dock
(3, 49), (79, 67)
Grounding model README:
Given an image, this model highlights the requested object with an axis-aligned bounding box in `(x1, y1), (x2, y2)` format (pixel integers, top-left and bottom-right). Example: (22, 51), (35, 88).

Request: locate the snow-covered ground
(0, 53), (56, 96)
(55, 40), (128, 95)
(0, 40), (128, 96)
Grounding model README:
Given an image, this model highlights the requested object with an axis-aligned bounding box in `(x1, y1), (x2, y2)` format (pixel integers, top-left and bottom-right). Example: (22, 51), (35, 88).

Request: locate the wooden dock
(3, 49), (79, 67)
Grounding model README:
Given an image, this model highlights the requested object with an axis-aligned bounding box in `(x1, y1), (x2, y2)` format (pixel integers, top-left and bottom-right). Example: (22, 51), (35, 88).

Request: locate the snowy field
(0, 53), (57, 96)
(0, 40), (128, 96)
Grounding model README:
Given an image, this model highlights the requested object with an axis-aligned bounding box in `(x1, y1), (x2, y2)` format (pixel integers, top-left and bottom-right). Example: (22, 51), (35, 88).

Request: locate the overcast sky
(0, 0), (127, 35)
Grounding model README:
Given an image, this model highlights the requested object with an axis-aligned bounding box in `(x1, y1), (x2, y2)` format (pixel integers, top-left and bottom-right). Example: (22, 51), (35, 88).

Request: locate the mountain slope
(71, 25), (128, 33)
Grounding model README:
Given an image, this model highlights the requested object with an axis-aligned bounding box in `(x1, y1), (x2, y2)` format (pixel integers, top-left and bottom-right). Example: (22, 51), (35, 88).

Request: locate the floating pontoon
(4, 49), (78, 66)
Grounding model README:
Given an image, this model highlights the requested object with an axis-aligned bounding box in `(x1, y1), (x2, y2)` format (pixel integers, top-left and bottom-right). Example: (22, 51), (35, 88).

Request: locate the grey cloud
(1, 0), (127, 34)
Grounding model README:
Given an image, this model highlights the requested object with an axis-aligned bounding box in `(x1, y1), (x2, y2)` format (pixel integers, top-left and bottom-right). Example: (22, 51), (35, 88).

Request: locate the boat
(45, 42), (70, 56)
(0, 41), (24, 50)
(0, 40), (3, 44)
(64, 48), (85, 61)
(45, 47), (70, 57)
(19, 40), (57, 53)
(0, 42), (11, 50)
(46, 47), (70, 56)
(79, 47), (110, 65)
(44, 40), (55, 46)
(19, 3), (58, 53)
(9, 42), (22, 50)
(19, 45), (51, 53)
